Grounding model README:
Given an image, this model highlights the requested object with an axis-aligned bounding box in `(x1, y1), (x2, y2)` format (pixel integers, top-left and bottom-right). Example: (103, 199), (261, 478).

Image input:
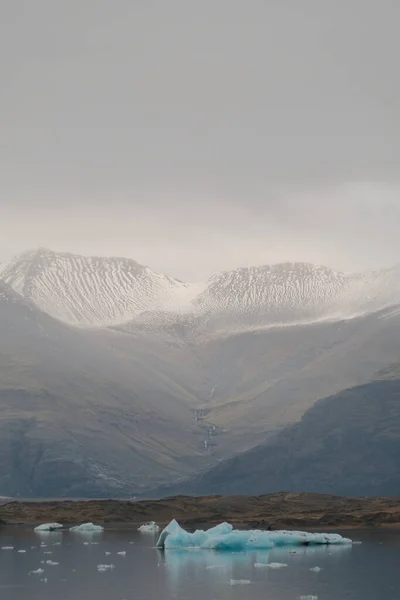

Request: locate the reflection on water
(0, 526), (399, 600)
(161, 541), (353, 596)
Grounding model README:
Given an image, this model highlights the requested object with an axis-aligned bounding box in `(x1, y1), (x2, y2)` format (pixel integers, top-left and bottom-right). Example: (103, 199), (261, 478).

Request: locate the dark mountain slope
(154, 377), (400, 498)
(0, 283), (208, 497)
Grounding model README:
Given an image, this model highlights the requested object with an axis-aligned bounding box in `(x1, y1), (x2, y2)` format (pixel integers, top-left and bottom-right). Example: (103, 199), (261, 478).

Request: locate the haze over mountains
(1, 247), (400, 497)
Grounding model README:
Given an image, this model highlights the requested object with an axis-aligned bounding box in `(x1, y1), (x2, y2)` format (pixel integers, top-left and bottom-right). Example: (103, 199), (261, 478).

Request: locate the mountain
(0, 281), (211, 497)
(149, 374), (400, 498)
(3, 249), (400, 334)
(0, 248), (194, 327)
(2, 248), (400, 497)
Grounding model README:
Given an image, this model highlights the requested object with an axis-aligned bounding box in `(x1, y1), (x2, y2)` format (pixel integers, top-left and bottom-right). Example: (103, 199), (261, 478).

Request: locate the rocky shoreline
(1, 492), (400, 529)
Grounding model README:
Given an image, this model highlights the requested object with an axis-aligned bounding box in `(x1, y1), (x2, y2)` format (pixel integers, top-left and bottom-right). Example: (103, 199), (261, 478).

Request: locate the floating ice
(230, 579), (251, 585)
(70, 523), (104, 533)
(156, 520), (352, 551)
(138, 521), (160, 533)
(300, 596), (318, 600)
(267, 562), (288, 569)
(30, 569), (44, 575)
(34, 523), (63, 532)
(46, 560), (59, 566)
(17, 550), (27, 553)
(1, 546), (14, 550)
(117, 551), (126, 556)
(97, 564), (115, 572)
(310, 566), (322, 572)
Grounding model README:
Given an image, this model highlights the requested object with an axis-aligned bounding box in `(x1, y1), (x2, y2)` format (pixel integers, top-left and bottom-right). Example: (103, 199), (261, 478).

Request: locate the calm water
(0, 526), (399, 599)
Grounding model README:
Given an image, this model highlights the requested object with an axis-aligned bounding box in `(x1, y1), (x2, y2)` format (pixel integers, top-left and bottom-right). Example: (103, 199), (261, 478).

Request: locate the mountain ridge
(3, 248), (400, 333)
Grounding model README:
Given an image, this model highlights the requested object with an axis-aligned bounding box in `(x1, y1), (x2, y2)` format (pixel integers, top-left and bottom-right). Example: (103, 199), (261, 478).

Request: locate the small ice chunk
(43, 551), (52, 554)
(70, 523), (104, 533)
(117, 551), (126, 556)
(138, 521), (160, 533)
(230, 579), (251, 585)
(254, 562), (268, 568)
(105, 551), (111, 555)
(1, 546), (14, 550)
(30, 569), (44, 575)
(41, 578), (48, 583)
(267, 562), (288, 569)
(310, 566), (322, 572)
(46, 560), (59, 566)
(97, 564), (115, 572)
(34, 523), (63, 532)
(299, 596), (318, 600)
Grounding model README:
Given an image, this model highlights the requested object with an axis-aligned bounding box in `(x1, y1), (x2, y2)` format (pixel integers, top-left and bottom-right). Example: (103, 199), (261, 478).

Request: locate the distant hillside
(156, 377), (400, 498)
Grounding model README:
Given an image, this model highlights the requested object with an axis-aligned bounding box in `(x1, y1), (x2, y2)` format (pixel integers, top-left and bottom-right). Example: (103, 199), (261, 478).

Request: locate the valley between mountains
(1, 248), (400, 498)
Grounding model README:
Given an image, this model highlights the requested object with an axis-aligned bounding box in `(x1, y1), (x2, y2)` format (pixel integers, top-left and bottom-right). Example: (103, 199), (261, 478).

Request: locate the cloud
(0, 1), (399, 278)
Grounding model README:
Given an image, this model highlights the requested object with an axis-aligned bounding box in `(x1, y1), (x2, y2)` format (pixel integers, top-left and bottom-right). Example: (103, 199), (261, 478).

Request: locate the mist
(1, 1), (399, 280)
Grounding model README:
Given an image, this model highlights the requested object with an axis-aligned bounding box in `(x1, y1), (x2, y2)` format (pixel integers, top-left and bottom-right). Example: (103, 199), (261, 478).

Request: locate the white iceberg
(69, 523), (104, 533)
(156, 520), (352, 551)
(138, 521), (160, 533)
(34, 523), (63, 532)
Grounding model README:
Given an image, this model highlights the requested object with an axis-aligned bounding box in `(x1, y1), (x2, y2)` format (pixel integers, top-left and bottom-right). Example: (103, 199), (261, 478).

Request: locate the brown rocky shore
(1, 493), (400, 529)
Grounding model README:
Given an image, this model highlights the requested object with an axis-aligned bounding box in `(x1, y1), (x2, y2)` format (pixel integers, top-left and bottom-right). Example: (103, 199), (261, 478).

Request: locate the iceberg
(156, 520), (352, 551)
(138, 521), (160, 533)
(69, 523), (104, 533)
(34, 523), (63, 532)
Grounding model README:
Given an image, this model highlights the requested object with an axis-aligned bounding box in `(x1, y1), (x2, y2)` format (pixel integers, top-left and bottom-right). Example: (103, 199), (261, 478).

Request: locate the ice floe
(70, 523), (104, 533)
(34, 523), (63, 532)
(156, 519), (352, 550)
(97, 564), (115, 572)
(138, 521), (160, 533)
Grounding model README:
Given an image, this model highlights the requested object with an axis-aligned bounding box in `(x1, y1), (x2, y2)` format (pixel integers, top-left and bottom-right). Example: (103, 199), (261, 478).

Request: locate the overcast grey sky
(1, 1), (400, 280)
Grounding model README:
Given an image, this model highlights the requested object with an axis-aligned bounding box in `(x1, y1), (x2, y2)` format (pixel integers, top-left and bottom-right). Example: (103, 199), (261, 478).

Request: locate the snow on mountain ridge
(0, 248), (198, 327)
(2, 249), (400, 331)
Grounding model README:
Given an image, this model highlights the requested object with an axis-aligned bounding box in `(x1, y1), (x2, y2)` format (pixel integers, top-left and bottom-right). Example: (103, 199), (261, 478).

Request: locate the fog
(1, 1), (399, 279)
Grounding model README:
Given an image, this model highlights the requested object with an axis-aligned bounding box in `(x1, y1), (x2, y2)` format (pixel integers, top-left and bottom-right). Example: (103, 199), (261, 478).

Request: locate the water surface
(0, 526), (399, 599)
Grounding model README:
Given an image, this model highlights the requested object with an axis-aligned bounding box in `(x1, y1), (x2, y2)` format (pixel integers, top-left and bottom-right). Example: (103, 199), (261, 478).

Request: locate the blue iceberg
(156, 519), (352, 550)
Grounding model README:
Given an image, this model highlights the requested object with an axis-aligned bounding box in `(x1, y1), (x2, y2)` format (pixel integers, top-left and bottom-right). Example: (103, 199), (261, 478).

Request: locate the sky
(1, 0), (400, 280)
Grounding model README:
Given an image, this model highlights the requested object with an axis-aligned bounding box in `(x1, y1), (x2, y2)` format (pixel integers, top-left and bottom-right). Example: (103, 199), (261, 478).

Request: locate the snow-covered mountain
(0, 248), (195, 327)
(1, 248), (400, 332)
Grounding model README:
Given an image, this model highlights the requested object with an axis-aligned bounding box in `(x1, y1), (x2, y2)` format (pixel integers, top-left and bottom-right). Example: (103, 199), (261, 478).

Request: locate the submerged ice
(156, 520), (352, 551)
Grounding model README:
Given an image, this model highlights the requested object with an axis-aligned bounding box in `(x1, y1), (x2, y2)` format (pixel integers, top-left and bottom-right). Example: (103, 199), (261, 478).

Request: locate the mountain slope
(0, 282), (210, 497)
(152, 376), (400, 498)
